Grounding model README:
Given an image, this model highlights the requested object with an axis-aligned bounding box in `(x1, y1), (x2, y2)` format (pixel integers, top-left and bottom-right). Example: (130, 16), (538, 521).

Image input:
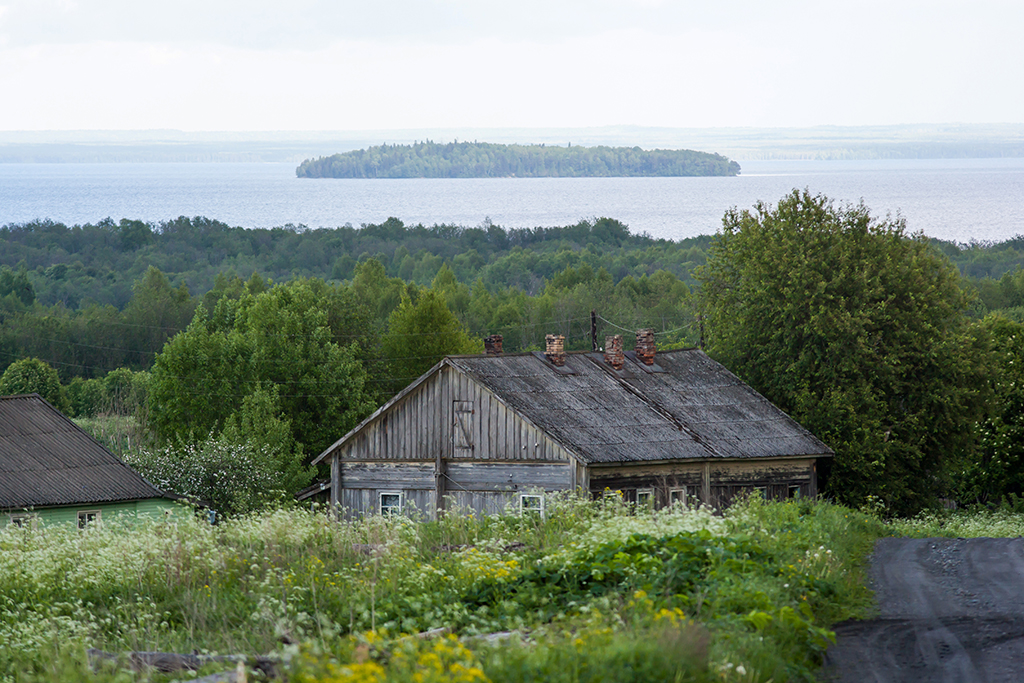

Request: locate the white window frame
(788, 485), (801, 499)
(9, 513), (36, 529)
(754, 486), (768, 499)
(636, 488), (655, 510)
(78, 509), (101, 529)
(519, 493), (544, 517)
(669, 487), (688, 508)
(379, 491), (403, 516)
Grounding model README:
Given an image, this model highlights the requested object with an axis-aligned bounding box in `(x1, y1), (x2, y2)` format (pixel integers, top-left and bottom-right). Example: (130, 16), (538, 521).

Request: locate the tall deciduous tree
(381, 283), (482, 394)
(0, 357), (70, 413)
(698, 189), (990, 514)
(123, 266), (196, 364)
(149, 279), (375, 458)
(955, 314), (1024, 504)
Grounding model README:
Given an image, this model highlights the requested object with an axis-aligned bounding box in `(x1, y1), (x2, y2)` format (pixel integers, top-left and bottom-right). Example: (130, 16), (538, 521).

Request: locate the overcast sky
(0, 0), (1020, 131)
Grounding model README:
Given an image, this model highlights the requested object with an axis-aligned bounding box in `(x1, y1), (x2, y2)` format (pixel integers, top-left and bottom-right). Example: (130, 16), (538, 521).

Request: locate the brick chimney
(545, 334), (566, 366)
(484, 334), (503, 355)
(604, 334), (624, 370)
(635, 328), (656, 365)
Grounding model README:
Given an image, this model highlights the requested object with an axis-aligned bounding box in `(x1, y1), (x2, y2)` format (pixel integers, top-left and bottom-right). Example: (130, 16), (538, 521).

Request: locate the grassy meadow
(3, 496), (889, 682)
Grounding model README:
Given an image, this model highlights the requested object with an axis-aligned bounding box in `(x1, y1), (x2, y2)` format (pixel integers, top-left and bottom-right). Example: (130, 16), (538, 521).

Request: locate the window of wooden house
(379, 492), (403, 516)
(78, 510), (101, 528)
(669, 487), (688, 508)
(520, 493), (544, 517)
(788, 485), (801, 499)
(636, 488), (654, 510)
(754, 486), (768, 500)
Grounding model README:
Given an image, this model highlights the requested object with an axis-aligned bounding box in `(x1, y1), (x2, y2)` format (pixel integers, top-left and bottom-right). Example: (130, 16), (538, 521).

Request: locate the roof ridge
(446, 346), (702, 360)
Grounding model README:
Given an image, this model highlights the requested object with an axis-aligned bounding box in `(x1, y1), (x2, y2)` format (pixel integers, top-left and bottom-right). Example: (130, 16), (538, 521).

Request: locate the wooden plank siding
(320, 354), (831, 519)
(332, 366), (574, 465)
(446, 462), (572, 492)
(588, 457), (818, 508)
(330, 365), (579, 518)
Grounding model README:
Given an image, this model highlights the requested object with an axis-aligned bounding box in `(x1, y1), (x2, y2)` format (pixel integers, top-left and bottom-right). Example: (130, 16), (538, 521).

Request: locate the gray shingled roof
(0, 394), (167, 509)
(448, 348), (832, 465)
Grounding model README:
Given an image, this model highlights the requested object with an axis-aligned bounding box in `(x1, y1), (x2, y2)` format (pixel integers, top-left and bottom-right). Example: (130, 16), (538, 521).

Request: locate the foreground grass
(888, 507), (1024, 538)
(1, 496), (884, 683)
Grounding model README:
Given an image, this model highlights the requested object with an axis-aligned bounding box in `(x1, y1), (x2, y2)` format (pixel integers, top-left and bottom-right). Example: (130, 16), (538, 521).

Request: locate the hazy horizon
(0, 2), (1021, 132)
(2, 123), (1023, 164)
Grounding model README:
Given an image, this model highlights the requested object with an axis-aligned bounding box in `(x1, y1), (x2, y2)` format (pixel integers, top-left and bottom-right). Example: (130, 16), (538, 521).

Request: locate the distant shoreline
(3, 123), (1023, 164)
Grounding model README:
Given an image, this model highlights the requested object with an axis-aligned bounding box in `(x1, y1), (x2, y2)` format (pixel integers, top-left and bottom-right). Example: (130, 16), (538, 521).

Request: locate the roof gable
(0, 394), (167, 509)
(312, 359), (580, 466)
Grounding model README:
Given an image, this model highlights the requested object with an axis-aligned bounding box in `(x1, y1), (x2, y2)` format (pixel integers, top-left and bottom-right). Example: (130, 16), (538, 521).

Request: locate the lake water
(1, 158), (1023, 243)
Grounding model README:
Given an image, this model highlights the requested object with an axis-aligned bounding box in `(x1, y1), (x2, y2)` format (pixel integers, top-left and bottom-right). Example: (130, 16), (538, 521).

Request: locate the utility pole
(591, 310), (598, 351)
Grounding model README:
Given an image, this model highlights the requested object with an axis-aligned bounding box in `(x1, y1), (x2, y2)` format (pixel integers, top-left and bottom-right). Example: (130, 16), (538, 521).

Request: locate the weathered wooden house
(312, 332), (833, 518)
(0, 393), (176, 528)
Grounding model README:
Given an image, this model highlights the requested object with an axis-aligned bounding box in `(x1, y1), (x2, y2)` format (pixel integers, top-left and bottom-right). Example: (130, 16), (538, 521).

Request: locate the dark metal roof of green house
(448, 348), (833, 465)
(0, 394), (166, 509)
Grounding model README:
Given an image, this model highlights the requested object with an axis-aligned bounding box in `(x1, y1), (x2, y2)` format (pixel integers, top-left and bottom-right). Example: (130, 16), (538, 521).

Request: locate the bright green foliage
(103, 367), (150, 416)
(122, 266), (196, 360)
(0, 218), (713, 382)
(698, 190), (990, 515)
(889, 508), (1024, 537)
(350, 258), (406, 326)
(222, 385), (313, 496)
(124, 388), (312, 516)
(0, 498), (884, 683)
(67, 376), (106, 417)
(0, 357), (70, 413)
(381, 284), (483, 390)
(149, 279), (376, 457)
(955, 314), (1024, 504)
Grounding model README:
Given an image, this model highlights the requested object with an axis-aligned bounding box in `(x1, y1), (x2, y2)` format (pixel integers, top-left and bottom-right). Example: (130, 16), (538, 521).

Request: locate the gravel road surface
(823, 537), (1024, 682)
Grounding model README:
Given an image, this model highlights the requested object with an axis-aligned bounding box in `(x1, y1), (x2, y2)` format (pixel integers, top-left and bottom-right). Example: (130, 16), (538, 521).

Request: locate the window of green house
(78, 510), (101, 528)
(9, 513), (36, 529)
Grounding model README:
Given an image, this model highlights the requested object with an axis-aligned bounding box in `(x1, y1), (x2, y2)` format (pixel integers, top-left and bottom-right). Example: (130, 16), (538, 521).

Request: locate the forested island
(295, 141), (741, 178)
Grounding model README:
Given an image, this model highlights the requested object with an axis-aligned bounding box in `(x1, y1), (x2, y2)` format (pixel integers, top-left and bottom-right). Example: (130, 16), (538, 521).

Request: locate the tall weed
(1, 497), (885, 683)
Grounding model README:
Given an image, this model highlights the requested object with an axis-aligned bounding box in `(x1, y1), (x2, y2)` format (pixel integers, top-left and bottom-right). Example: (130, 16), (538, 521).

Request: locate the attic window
(77, 510), (101, 529)
(519, 493), (544, 517)
(379, 492), (403, 516)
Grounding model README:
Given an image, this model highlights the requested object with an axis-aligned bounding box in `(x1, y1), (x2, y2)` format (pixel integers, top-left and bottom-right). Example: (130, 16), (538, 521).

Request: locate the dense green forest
(1, 214), (1022, 317)
(295, 141), (741, 178)
(5, 206), (1024, 514)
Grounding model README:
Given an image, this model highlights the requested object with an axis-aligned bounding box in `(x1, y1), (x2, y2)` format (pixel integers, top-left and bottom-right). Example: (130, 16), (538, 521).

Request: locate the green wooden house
(0, 393), (177, 528)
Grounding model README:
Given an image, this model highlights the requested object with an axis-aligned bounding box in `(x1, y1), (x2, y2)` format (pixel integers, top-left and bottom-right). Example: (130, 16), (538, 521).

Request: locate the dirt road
(823, 537), (1024, 682)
